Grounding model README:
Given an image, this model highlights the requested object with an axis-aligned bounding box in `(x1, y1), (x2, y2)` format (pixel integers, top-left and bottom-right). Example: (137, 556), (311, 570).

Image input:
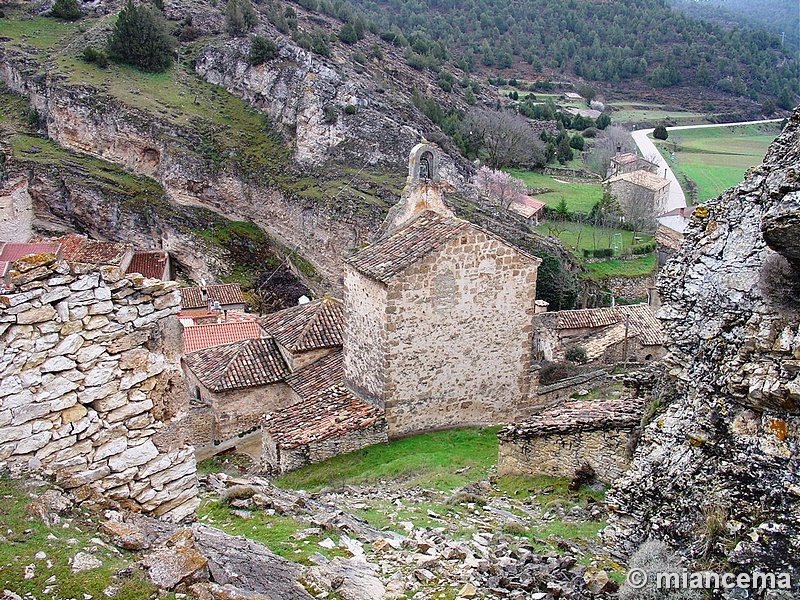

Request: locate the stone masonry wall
(497, 427), (635, 483)
(383, 231), (540, 437)
(0, 254), (198, 521)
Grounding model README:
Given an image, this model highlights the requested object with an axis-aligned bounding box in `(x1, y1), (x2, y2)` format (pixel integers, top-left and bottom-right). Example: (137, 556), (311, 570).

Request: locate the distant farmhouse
(606, 170), (671, 226)
(608, 152), (658, 178)
(343, 143), (542, 438)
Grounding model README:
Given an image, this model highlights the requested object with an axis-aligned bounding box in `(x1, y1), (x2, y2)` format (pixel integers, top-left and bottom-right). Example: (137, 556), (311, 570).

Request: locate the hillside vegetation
(335, 0), (798, 106)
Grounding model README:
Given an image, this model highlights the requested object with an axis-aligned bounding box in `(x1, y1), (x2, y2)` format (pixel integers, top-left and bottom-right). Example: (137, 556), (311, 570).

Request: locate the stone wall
(498, 428), (635, 483)
(601, 275), (654, 301)
(380, 231), (540, 437)
(536, 370), (609, 404)
(342, 268), (388, 406)
(263, 420), (388, 474)
(0, 254), (198, 521)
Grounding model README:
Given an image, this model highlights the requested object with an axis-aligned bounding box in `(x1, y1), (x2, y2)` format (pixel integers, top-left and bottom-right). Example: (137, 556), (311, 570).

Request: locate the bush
(107, 1), (177, 73)
(538, 361), (585, 385)
(619, 540), (702, 599)
(569, 134), (585, 150)
(565, 345), (588, 364)
(653, 124), (669, 140)
(338, 23), (358, 44)
(50, 0), (81, 20)
(81, 46), (109, 68)
(247, 34), (277, 65)
(344, 104), (356, 115)
(225, 0), (258, 36)
(632, 243), (655, 255)
(322, 104), (337, 124)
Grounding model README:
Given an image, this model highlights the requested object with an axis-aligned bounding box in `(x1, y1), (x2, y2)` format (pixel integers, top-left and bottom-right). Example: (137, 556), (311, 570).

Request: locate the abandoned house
(606, 170), (671, 221)
(497, 397), (644, 483)
(343, 143), (542, 438)
(532, 303), (665, 365)
(509, 196), (547, 226)
(126, 250), (171, 281)
(180, 283), (246, 313)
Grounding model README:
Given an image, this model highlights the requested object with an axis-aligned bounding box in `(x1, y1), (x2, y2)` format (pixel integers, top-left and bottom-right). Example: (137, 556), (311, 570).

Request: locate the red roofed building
(53, 234), (134, 269)
(126, 251), (171, 281)
(182, 320), (265, 353)
(179, 283), (246, 312)
(508, 196), (547, 225)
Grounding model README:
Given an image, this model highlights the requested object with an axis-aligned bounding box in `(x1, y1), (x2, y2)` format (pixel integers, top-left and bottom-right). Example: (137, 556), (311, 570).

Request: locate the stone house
(343, 143), (542, 438)
(497, 398), (644, 483)
(608, 153), (658, 178)
(180, 283), (246, 313)
(508, 196), (546, 226)
(532, 303), (665, 365)
(126, 250), (171, 281)
(182, 320), (266, 353)
(606, 170), (671, 226)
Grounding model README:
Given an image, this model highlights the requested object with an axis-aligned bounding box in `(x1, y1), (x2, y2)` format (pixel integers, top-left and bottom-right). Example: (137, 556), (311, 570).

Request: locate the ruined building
(343, 143), (542, 437)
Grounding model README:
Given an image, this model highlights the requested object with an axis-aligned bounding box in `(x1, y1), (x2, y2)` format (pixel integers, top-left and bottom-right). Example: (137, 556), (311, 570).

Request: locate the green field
(506, 168), (603, 213)
(584, 254), (655, 279)
(653, 122), (781, 202)
(534, 221), (652, 255)
(607, 102), (708, 126)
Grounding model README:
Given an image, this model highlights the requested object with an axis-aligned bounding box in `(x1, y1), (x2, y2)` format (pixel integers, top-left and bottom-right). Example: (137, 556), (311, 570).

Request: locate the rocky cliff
(605, 111), (800, 582)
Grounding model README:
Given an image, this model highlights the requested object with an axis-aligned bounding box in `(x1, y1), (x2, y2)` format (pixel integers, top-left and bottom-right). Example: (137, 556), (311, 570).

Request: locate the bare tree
(584, 124), (637, 177)
(476, 167), (528, 211)
(462, 108), (546, 169)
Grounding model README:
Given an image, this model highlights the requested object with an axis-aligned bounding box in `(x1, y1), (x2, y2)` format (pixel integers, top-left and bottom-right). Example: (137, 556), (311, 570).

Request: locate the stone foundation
(0, 254), (198, 521)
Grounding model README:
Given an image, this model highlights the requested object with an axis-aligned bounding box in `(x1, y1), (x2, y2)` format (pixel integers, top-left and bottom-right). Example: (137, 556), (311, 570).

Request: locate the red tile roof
(509, 196), (546, 219)
(264, 385), (384, 449)
(346, 211), (472, 283)
(127, 251), (168, 280)
(554, 303), (663, 346)
(285, 350), (344, 400)
(180, 284), (246, 310)
(184, 338), (290, 392)
(258, 297), (343, 353)
(0, 243), (61, 262)
(54, 234), (131, 265)
(182, 320), (265, 353)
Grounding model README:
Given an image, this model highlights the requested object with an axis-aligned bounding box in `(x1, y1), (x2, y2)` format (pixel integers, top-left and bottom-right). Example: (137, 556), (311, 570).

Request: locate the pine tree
(653, 124), (668, 140)
(107, 1), (176, 73)
(50, 0), (81, 21)
(225, 0), (258, 36)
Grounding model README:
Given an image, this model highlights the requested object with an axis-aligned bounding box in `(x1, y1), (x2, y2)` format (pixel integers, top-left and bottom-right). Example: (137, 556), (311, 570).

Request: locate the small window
(195, 387), (202, 401)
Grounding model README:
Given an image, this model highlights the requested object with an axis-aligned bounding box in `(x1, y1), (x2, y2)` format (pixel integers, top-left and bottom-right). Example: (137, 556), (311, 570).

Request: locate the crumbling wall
(0, 254), (198, 521)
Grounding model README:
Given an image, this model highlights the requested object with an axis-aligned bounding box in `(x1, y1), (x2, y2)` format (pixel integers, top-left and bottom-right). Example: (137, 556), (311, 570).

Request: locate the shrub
(338, 23), (358, 44)
(538, 361), (585, 385)
(81, 46), (109, 68)
(653, 123), (669, 140)
(107, 1), (177, 73)
(569, 134), (585, 150)
(620, 540), (702, 599)
(247, 34), (277, 65)
(344, 104), (356, 115)
(225, 0), (258, 36)
(352, 49), (366, 64)
(322, 104), (337, 124)
(50, 0), (81, 20)
(565, 345), (588, 364)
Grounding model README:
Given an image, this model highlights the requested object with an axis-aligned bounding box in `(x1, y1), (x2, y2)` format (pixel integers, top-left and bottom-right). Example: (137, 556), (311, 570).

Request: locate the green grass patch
(494, 475), (606, 507)
(653, 123), (780, 202)
(197, 498), (350, 564)
(0, 476), (167, 600)
(534, 221), (652, 256)
(584, 254), (655, 279)
(606, 102), (708, 126)
(276, 427), (500, 493)
(506, 169), (603, 213)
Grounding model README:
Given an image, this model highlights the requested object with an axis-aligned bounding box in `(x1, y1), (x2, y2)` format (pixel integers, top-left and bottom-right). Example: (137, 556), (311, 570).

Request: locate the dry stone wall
(0, 254), (198, 521)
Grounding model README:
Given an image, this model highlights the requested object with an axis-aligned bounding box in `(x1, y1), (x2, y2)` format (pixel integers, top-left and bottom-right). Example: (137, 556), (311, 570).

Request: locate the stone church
(343, 143), (542, 438)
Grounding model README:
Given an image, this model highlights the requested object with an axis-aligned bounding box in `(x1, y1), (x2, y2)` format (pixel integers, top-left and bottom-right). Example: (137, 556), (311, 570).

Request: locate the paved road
(630, 118), (783, 211)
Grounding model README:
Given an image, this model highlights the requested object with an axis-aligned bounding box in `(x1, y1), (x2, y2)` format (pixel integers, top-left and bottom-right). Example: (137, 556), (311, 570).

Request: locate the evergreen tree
(225, 0), (258, 36)
(50, 0), (81, 20)
(653, 124), (669, 140)
(107, 1), (176, 73)
(248, 34), (277, 65)
(338, 23), (358, 44)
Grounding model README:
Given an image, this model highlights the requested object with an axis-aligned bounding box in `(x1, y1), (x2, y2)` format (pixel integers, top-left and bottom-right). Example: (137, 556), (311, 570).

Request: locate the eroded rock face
(605, 112), (800, 582)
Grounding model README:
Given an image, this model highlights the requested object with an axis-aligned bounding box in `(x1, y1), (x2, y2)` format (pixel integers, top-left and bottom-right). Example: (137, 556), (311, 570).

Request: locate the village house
(180, 282), (246, 313)
(532, 303), (665, 365)
(509, 196), (547, 226)
(608, 152), (658, 178)
(182, 319), (266, 353)
(343, 143), (542, 438)
(126, 250), (171, 281)
(606, 170), (671, 223)
(655, 205), (699, 269)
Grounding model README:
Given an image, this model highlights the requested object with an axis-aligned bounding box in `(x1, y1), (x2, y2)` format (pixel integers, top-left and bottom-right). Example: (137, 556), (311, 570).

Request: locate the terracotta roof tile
(346, 211), (472, 283)
(0, 243), (61, 262)
(285, 350), (343, 400)
(51, 234), (131, 265)
(555, 304), (663, 346)
(180, 283), (245, 310)
(182, 320), (265, 353)
(264, 385), (384, 449)
(184, 338), (290, 391)
(509, 196), (546, 219)
(127, 251), (168, 280)
(258, 297), (343, 353)
(608, 170), (670, 192)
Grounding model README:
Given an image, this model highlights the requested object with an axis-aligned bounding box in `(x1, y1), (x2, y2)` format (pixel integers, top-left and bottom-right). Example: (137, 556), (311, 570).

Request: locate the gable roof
(264, 385), (384, 449)
(258, 297), (343, 353)
(180, 283), (245, 310)
(182, 320), (265, 354)
(54, 234), (131, 265)
(608, 170), (670, 192)
(554, 303), (663, 346)
(127, 251), (168, 280)
(509, 196), (547, 219)
(183, 338), (290, 392)
(285, 349), (343, 400)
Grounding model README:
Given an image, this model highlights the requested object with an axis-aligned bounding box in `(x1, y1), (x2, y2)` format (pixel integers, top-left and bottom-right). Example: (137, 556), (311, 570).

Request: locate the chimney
(534, 299), (550, 314)
(679, 207), (685, 218)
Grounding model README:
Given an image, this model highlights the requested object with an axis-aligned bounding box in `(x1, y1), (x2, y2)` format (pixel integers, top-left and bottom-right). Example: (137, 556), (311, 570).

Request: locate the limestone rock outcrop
(604, 112), (800, 583)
